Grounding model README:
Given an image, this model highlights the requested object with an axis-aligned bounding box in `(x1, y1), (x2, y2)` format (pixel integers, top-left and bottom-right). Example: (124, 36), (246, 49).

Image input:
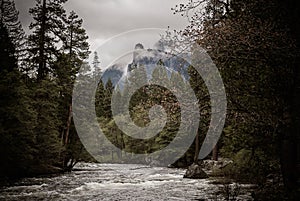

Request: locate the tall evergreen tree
(92, 51), (101, 77)
(55, 10), (91, 169)
(0, 23), (36, 177)
(95, 79), (105, 117)
(0, 0), (26, 62)
(56, 9), (90, 130)
(0, 21), (16, 73)
(27, 0), (68, 81)
(103, 79), (114, 118)
(33, 79), (62, 170)
(26, 0), (68, 172)
(62, 10), (90, 66)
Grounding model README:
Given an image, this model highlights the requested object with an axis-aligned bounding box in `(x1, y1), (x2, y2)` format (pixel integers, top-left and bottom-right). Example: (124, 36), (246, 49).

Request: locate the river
(0, 163), (253, 200)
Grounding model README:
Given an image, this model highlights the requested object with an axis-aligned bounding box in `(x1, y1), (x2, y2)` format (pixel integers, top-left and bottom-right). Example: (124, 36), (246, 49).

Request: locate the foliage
(0, 23), (37, 177)
(0, 0), (26, 62)
(95, 65), (194, 164)
(173, 0), (300, 197)
(27, 0), (68, 80)
(0, 0), (93, 178)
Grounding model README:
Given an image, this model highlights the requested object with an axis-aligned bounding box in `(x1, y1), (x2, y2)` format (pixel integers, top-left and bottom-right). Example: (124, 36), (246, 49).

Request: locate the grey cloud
(15, 0), (188, 51)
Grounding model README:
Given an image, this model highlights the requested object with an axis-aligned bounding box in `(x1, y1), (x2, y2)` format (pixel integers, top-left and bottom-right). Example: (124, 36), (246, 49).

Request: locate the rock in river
(184, 163), (209, 179)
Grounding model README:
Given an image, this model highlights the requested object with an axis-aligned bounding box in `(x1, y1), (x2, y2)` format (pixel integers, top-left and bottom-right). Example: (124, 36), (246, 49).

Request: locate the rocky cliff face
(102, 43), (191, 86)
(101, 63), (124, 86)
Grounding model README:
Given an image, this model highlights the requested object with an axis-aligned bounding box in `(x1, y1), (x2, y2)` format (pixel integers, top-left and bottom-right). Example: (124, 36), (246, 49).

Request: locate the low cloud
(15, 0), (188, 57)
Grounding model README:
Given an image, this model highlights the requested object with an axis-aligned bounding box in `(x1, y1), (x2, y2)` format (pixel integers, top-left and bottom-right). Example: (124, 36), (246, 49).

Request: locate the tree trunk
(37, 0), (47, 81)
(64, 104), (72, 145)
(193, 132), (200, 163)
(60, 104), (72, 169)
(212, 144), (218, 161)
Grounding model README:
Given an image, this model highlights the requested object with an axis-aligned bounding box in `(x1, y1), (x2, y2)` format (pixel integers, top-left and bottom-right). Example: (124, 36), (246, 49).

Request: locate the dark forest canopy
(0, 0), (93, 178)
(172, 0), (300, 199)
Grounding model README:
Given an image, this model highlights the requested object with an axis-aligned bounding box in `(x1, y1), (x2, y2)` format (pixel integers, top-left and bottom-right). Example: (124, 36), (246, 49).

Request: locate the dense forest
(171, 0), (300, 199)
(0, 0), (299, 200)
(0, 0), (93, 177)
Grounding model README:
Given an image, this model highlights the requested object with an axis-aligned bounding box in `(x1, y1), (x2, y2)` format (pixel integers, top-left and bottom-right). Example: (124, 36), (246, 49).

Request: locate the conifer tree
(62, 10), (90, 68)
(27, 0), (68, 81)
(27, 0), (68, 171)
(103, 79), (114, 118)
(95, 79), (105, 117)
(55, 10), (91, 169)
(0, 0), (26, 62)
(92, 51), (101, 77)
(0, 23), (36, 177)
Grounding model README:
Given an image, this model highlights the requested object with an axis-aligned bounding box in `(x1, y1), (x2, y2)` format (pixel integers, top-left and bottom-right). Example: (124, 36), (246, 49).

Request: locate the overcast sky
(15, 0), (189, 66)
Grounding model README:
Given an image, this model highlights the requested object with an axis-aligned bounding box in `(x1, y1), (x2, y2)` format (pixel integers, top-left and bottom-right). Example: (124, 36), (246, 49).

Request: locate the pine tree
(0, 23), (36, 177)
(0, 0), (26, 62)
(54, 53), (73, 147)
(0, 21), (16, 73)
(33, 79), (62, 170)
(103, 79), (114, 118)
(55, 10), (91, 169)
(27, 0), (68, 81)
(26, 0), (68, 172)
(92, 51), (101, 77)
(95, 79), (106, 117)
(62, 10), (90, 67)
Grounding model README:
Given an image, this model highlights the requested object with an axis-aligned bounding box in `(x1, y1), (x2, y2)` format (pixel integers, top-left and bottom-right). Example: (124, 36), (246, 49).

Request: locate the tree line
(0, 0), (93, 179)
(171, 0), (299, 199)
(94, 62), (201, 166)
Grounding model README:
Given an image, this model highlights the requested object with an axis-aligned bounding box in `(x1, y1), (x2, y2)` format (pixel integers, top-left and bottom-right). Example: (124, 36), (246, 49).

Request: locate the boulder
(200, 158), (233, 172)
(184, 163), (209, 179)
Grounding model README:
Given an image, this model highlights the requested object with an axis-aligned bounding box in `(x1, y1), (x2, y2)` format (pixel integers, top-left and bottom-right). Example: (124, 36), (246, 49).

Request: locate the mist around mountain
(101, 42), (191, 87)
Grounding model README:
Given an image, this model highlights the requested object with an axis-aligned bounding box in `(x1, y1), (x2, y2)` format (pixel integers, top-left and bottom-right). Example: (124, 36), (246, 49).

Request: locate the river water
(0, 163), (253, 201)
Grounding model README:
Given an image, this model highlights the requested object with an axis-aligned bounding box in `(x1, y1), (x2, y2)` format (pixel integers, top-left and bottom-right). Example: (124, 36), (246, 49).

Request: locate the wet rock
(184, 163), (209, 179)
(167, 164), (176, 168)
(201, 158), (233, 172)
